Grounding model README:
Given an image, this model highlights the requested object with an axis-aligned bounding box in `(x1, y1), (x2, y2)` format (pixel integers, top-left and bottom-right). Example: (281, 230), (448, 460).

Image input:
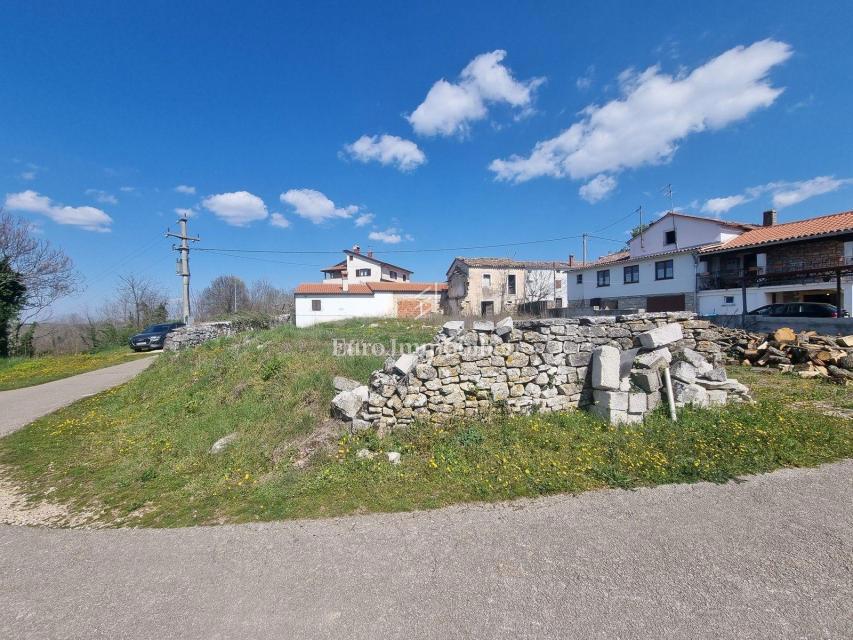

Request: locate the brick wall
(766, 238), (844, 272)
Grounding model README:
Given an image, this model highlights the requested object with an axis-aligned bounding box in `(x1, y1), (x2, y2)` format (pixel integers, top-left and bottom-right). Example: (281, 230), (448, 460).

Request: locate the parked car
(747, 302), (847, 318)
(129, 322), (185, 351)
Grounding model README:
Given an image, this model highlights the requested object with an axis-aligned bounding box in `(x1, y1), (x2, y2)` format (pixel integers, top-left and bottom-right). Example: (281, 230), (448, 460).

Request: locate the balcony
(697, 256), (853, 291)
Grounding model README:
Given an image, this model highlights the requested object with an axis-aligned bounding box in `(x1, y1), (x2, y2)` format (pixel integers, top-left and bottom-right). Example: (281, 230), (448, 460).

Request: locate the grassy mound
(0, 320), (850, 528)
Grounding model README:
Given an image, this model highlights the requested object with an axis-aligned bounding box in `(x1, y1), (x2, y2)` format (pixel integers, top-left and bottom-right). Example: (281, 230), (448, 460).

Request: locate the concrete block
(442, 320), (464, 335)
(593, 389), (629, 411)
(670, 361), (697, 384)
(630, 369), (661, 393)
(591, 345), (621, 390)
(473, 320), (495, 332)
(638, 323), (683, 348)
(393, 353), (417, 375)
(628, 392), (646, 414)
(495, 317), (514, 336)
(634, 348), (672, 369)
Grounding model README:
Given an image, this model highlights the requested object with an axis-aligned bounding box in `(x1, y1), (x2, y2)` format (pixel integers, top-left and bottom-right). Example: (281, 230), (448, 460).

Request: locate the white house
(565, 212), (755, 312)
(295, 246), (446, 327)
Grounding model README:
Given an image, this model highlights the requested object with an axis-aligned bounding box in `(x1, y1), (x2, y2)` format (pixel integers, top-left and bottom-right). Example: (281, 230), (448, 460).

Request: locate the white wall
(295, 293), (395, 327)
(628, 214), (743, 258)
(566, 253), (697, 303)
(697, 291), (771, 316)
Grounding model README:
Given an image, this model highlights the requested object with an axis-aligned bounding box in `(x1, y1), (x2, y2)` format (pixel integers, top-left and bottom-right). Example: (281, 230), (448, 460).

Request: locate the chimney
(762, 209), (777, 227)
(367, 250), (374, 258)
(352, 244), (361, 254)
(568, 254), (575, 267)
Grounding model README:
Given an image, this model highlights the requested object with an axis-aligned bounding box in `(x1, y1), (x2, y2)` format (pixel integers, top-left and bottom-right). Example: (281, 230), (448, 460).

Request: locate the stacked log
(729, 329), (853, 382)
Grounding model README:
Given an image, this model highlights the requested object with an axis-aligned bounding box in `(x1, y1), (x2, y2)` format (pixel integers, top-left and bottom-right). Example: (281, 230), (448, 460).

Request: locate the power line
(192, 233), (625, 257)
(197, 248), (325, 267)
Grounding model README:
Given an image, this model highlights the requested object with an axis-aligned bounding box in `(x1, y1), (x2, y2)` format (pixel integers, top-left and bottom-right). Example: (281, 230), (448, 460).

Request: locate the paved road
(0, 356), (157, 437)
(1, 460), (850, 639)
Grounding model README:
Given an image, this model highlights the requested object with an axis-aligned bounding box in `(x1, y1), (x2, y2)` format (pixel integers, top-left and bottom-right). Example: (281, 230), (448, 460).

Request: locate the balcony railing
(698, 256), (853, 291)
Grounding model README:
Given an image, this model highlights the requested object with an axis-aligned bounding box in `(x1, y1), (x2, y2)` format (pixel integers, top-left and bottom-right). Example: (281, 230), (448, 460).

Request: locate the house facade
(295, 247), (445, 327)
(445, 258), (570, 316)
(565, 212), (755, 312)
(696, 210), (853, 315)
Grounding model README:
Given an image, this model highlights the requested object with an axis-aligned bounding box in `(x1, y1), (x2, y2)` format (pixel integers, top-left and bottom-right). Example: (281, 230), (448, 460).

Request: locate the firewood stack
(729, 328), (853, 382)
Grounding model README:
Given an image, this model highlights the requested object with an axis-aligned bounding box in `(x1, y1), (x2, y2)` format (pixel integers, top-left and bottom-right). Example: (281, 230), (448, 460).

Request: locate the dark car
(747, 302), (846, 318)
(129, 322), (185, 351)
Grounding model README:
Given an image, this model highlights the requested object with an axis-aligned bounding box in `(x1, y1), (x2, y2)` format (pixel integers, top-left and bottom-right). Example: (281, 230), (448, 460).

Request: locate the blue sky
(2, 1), (852, 315)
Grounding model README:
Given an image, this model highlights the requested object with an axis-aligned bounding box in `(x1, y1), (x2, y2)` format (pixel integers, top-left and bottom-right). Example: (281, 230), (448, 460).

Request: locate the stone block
(333, 376), (362, 392)
(415, 364), (437, 380)
(707, 390), (728, 406)
(593, 389), (629, 411)
(393, 353), (417, 375)
(495, 317), (514, 336)
(638, 323), (683, 348)
(473, 320), (495, 332)
(634, 348), (672, 369)
(442, 320), (464, 335)
(670, 361), (697, 384)
(332, 390), (366, 419)
(505, 352), (529, 367)
(703, 367), (728, 382)
(630, 369), (661, 393)
(591, 345), (621, 390)
(628, 392), (646, 414)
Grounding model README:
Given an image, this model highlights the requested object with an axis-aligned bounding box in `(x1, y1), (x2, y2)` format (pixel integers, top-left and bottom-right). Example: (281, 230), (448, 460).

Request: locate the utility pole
(637, 206), (644, 249)
(582, 233), (588, 266)
(166, 215), (199, 324)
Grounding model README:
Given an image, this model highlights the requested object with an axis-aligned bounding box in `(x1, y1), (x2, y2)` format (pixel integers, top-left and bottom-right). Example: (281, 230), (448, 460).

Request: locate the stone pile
(164, 322), (236, 351)
(589, 323), (750, 425)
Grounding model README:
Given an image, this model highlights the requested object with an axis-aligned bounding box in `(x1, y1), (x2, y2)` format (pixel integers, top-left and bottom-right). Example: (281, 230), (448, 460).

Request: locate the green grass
(0, 347), (148, 391)
(0, 319), (850, 528)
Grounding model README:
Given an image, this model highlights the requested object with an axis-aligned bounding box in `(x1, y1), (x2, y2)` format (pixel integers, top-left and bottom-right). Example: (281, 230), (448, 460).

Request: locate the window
(555, 297), (562, 307)
(482, 273), (491, 288)
(355, 268), (371, 277)
(596, 270), (610, 287)
(555, 279), (562, 289)
(664, 230), (677, 245)
(724, 296), (735, 305)
(311, 299), (321, 311)
(655, 259), (674, 280)
(576, 274), (583, 284)
(402, 273), (407, 281)
(623, 265), (639, 284)
(389, 270), (398, 279)
(507, 274), (516, 294)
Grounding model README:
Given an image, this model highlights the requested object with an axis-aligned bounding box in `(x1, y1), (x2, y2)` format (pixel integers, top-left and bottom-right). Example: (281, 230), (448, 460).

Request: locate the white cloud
(576, 65), (595, 91)
(702, 195), (748, 215)
(85, 189), (118, 205)
(269, 213), (291, 229)
(280, 188), (358, 224)
(490, 40), (792, 186)
(4, 190), (112, 232)
(407, 50), (544, 137)
(578, 174), (617, 203)
(368, 228), (404, 244)
(770, 176), (851, 208)
(343, 134), (426, 171)
(20, 170), (36, 181)
(702, 175), (853, 214)
(120, 186), (136, 193)
(354, 212), (375, 227)
(201, 191), (268, 226)
(174, 184), (196, 195)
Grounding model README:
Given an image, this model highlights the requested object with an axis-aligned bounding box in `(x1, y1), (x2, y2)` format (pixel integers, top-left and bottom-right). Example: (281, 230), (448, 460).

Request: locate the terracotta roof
(320, 260), (346, 272)
(659, 211), (757, 231)
(450, 257), (572, 272)
(567, 251), (630, 269)
(295, 281), (447, 295)
(700, 210), (853, 253)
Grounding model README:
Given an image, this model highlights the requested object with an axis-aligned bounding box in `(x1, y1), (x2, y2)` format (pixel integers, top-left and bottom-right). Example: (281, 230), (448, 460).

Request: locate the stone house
(445, 257), (570, 316)
(294, 246), (446, 327)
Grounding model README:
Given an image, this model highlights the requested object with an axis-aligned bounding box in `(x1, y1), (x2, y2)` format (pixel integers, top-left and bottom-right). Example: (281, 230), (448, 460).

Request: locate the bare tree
(0, 209), (79, 327)
(196, 275), (250, 319)
(111, 274), (169, 328)
(523, 269), (555, 302)
(248, 279), (293, 315)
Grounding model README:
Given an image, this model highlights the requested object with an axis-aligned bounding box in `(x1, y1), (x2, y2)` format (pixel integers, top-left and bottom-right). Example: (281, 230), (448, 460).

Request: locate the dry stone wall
(332, 313), (747, 433)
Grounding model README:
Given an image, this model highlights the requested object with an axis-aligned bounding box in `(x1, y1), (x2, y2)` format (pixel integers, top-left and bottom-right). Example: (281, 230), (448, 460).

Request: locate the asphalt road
(0, 355), (157, 437)
(1, 460), (850, 639)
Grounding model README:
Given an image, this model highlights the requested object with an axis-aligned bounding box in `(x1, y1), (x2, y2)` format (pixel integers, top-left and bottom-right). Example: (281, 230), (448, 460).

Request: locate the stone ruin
(330, 313), (752, 432)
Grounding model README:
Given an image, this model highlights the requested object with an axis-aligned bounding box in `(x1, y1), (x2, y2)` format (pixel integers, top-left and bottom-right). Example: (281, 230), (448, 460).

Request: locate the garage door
(646, 294), (685, 312)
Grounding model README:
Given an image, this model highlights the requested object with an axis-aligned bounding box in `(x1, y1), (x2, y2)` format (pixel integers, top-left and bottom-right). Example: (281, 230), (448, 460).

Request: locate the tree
(523, 269), (555, 302)
(196, 275), (250, 319)
(248, 279), (293, 315)
(626, 223), (651, 248)
(113, 274), (169, 328)
(0, 258), (27, 357)
(0, 210), (79, 328)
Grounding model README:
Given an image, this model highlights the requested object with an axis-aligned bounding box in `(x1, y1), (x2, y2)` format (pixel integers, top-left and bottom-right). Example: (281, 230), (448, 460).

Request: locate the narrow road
(0, 356), (157, 437)
(1, 460), (850, 639)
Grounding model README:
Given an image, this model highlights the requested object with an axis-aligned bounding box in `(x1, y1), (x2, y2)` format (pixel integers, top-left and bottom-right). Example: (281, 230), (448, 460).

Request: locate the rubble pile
(728, 328), (853, 382)
(589, 323), (750, 425)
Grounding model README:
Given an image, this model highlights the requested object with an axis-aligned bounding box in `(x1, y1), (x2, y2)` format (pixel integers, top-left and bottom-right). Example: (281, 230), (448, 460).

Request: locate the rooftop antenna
(662, 183), (675, 213)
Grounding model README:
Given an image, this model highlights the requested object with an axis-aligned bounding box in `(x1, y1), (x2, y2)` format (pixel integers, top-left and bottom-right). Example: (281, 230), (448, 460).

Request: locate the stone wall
(336, 313), (739, 433)
(164, 322), (237, 351)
